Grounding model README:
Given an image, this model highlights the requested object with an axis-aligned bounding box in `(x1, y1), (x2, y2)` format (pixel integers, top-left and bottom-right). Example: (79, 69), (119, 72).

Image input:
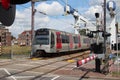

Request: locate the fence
(0, 45), (31, 59)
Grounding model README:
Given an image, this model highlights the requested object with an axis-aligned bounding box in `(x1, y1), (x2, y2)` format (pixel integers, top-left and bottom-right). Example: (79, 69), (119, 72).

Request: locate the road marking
(31, 58), (42, 60)
(2, 68), (17, 80)
(67, 59), (75, 63)
(51, 76), (60, 80)
(15, 64), (35, 67)
(14, 76), (35, 78)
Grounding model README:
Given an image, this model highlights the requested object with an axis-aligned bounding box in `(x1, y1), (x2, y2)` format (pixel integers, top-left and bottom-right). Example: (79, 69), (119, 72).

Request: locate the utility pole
(116, 22), (119, 74)
(31, 0), (48, 44)
(31, 1), (35, 43)
(103, 0), (109, 73)
(31, 0), (36, 57)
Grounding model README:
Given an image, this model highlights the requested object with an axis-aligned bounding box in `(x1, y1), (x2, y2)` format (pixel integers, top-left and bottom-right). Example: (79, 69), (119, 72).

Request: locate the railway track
(0, 50), (90, 79)
(0, 50), (89, 66)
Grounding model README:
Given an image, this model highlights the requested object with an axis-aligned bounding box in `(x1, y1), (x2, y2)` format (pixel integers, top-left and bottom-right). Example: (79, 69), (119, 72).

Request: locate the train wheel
(34, 51), (44, 57)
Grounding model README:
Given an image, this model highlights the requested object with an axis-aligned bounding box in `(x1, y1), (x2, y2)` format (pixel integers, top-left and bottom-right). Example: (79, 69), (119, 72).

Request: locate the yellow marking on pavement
(67, 59), (75, 63)
(31, 58), (42, 60)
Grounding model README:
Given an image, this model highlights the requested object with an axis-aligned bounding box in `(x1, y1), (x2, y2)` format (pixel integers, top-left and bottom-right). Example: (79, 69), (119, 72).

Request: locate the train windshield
(34, 35), (49, 45)
(34, 29), (49, 45)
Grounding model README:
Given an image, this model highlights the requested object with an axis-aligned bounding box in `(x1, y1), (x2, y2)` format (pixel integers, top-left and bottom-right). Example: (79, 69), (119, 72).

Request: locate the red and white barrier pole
(77, 54), (97, 67)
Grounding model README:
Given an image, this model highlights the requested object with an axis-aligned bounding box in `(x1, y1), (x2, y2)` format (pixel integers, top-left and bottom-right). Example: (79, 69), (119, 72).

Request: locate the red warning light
(1, 0), (10, 9)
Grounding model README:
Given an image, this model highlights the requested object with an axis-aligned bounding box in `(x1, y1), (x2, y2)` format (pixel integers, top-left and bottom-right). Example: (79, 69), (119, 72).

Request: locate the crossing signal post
(94, 12), (102, 72)
(0, 42), (2, 55)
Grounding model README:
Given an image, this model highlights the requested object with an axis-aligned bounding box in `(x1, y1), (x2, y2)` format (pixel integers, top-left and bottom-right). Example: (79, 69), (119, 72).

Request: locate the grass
(0, 45), (31, 59)
(2, 45), (31, 54)
(112, 71), (120, 77)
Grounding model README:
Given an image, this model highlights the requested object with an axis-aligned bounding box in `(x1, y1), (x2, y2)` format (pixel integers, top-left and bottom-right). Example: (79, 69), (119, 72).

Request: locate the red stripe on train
(56, 32), (62, 49)
(78, 35), (81, 48)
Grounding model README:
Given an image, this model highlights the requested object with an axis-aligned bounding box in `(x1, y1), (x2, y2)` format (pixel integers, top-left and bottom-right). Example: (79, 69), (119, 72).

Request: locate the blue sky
(9, 0), (91, 37)
(16, 0), (90, 14)
(8, 0), (120, 37)
(15, 0), (93, 18)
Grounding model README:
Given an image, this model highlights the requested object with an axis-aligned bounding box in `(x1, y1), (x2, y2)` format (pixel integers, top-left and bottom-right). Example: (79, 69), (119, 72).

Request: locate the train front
(31, 28), (50, 57)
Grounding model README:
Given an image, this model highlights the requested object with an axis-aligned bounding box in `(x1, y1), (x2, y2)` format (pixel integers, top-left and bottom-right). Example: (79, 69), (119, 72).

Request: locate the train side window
(66, 35), (69, 43)
(62, 34), (66, 43)
(51, 32), (55, 48)
(61, 34), (69, 43)
(74, 36), (78, 43)
(83, 38), (90, 43)
(73, 36), (75, 43)
(83, 38), (86, 43)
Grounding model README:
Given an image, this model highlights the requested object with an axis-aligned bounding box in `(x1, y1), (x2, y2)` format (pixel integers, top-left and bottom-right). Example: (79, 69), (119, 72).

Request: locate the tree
(79, 29), (86, 35)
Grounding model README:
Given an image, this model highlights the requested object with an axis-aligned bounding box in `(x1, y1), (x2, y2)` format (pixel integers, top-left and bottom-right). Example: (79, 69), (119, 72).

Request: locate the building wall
(0, 27), (11, 46)
(18, 30), (32, 46)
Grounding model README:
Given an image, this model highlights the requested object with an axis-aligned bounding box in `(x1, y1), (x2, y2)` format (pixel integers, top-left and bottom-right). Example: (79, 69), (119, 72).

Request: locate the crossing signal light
(0, 0), (31, 26)
(95, 13), (99, 18)
(0, 2), (15, 26)
(1, 0), (31, 9)
(102, 32), (111, 37)
(1, 0), (10, 9)
(115, 22), (118, 27)
(10, 0), (31, 4)
(86, 32), (93, 38)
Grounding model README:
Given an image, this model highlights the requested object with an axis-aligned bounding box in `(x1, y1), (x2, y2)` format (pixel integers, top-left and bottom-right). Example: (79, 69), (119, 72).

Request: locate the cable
(17, 0), (95, 28)
(59, 0), (66, 5)
(17, 4), (74, 27)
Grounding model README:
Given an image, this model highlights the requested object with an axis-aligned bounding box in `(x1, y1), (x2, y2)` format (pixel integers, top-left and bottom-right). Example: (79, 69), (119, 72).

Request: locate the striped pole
(77, 54), (97, 67)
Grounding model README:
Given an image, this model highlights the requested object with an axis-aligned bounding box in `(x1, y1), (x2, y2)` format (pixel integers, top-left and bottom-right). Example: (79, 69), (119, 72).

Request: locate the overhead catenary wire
(17, 0), (95, 30)
(17, 4), (75, 29)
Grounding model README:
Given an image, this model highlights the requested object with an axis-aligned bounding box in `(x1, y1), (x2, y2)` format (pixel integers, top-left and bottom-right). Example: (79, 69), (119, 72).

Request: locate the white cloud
(8, 0), (120, 38)
(84, 5), (102, 19)
(16, 10), (25, 19)
(36, 1), (64, 16)
(89, 0), (103, 6)
(8, 1), (74, 38)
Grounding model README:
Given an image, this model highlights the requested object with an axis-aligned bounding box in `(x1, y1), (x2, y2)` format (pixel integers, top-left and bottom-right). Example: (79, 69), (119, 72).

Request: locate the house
(0, 27), (12, 46)
(18, 30), (32, 46)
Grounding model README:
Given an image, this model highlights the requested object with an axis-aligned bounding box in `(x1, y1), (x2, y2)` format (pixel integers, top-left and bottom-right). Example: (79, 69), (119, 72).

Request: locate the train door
(82, 36), (88, 49)
(73, 36), (78, 49)
(72, 35), (75, 50)
(80, 36), (84, 49)
(61, 33), (69, 51)
(50, 32), (55, 51)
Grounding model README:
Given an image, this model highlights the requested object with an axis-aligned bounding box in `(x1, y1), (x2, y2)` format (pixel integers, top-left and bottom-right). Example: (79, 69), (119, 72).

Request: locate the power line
(56, 0), (66, 5)
(17, 0), (95, 28)
(17, 4), (74, 26)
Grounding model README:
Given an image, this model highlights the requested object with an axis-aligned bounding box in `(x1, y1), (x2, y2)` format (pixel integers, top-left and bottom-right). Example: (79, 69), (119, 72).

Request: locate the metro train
(31, 28), (95, 57)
